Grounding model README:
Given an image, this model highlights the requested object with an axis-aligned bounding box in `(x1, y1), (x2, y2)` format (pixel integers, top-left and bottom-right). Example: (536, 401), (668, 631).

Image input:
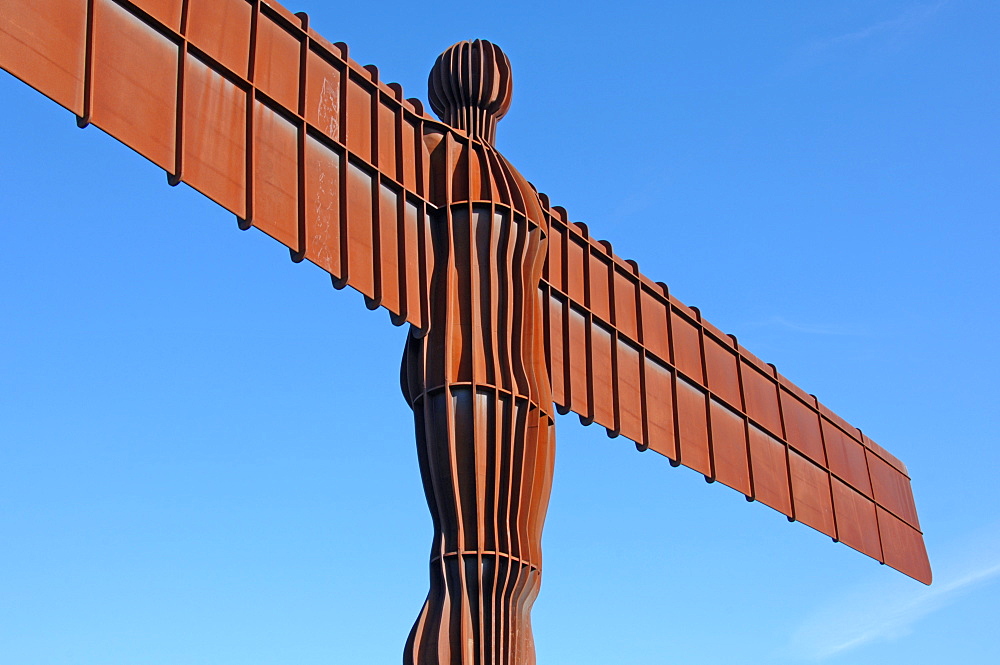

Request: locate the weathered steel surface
(0, 0), (932, 659)
(399, 41), (554, 664)
(1, 0), (438, 328)
(539, 212), (929, 583)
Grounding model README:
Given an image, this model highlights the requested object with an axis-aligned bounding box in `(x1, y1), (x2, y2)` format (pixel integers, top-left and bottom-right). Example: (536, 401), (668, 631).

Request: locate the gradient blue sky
(2, 1), (998, 663)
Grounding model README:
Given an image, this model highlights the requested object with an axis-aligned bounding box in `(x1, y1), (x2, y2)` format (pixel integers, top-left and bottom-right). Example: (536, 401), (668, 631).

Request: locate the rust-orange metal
(398, 40), (554, 664)
(0, 0), (932, 662)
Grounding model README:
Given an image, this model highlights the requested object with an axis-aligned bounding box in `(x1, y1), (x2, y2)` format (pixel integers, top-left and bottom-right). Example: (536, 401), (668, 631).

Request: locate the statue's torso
(402, 131), (552, 415)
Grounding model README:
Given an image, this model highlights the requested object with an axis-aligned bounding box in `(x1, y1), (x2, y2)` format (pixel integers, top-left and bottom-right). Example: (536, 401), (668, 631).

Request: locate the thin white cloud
(786, 524), (1000, 660)
(810, 1), (950, 52)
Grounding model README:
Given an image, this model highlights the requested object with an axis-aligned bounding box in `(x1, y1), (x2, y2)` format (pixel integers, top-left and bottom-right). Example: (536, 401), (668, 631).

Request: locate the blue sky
(1, 1), (998, 663)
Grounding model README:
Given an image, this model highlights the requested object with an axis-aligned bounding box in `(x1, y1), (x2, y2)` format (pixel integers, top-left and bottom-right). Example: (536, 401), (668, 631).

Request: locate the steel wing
(1, 0), (439, 328)
(536, 200), (931, 584)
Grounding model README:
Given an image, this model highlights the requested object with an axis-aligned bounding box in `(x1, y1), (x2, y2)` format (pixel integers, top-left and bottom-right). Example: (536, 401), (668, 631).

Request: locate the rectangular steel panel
(643, 357), (676, 460)
(546, 292), (566, 407)
(823, 418), (873, 497)
(616, 339), (643, 443)
(345, 73), (372, 163)
(789, 450), (836, 538)
(402, 199), (425, 329)
(377, 99), (398, 179)
(304, 49), (341, 141)
(92, 0), (178, 171)
(588, 252), (612, 323)
(401, 116), (420, 194)
(639, 287), (670, 362)
(831, 477), (882, 562)
(670, 309), (703, 384)
(613, 268), (639, 341)
(303, 135), (342, 277)
(0, 0), (87, 113)
(877, 506), (932, 584)
(546, 223), (564, 293)
(748, 424), (792, 516)
(704, 335), (742, 409)
(344, 159), (376, 298)
(565, 235), (586, 305)
(741, 360), (783, 437)
(251, 100), (298, 248)
(676, 377), (711, 477)
(187, 0), (251, 78)
(591, 322), (615, 429)
(254, 11), (300, 113)
(780, 389), (826, 466)
(567, 306), (591, 419)
(182, 55), (247, 216)
(378, 181), (401, 316)
(710, 398), (751, 495)
(868, 449), (920, 529)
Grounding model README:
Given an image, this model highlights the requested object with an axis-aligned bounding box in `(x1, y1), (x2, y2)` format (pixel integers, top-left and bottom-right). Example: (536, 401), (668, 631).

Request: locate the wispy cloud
(787, 524), (1000, 660)
(809, 1), (950, 52)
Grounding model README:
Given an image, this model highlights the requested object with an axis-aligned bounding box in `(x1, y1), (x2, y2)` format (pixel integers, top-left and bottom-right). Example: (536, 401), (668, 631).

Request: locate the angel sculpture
(0, 2), (930, 664)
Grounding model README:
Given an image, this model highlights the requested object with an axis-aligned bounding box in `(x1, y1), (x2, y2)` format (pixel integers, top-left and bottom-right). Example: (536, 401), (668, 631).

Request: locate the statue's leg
(404, 383), (555, 665)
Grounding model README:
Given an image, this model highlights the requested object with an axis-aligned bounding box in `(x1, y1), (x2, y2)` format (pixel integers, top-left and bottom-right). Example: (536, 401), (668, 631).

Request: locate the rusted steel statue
(0, 2), (931, 664)
(401, 42), (554, 664)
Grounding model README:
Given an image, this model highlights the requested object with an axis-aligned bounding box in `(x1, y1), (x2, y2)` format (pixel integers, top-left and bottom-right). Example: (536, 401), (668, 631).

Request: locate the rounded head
(428, 39), (512, 144)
